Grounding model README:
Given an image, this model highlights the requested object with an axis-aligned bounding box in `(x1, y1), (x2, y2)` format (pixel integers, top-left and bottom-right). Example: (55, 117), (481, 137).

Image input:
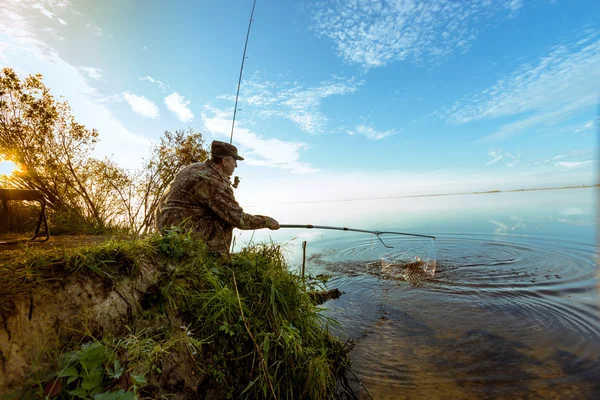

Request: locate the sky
(0, 0), (598, 210)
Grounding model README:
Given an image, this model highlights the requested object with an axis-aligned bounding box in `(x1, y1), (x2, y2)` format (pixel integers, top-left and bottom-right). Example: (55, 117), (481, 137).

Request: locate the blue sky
(0, 0), (598, 208)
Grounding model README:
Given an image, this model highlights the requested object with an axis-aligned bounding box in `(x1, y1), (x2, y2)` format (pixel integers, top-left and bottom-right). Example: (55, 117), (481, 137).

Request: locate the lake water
(237, 188), (599, 399)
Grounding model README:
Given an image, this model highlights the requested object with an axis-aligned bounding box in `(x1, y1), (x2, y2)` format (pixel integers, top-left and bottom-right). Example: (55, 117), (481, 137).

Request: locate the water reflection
(237, 188), (598, 399)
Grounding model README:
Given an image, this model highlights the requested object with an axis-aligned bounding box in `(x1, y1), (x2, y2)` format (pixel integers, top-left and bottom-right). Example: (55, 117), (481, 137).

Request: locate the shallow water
(237, 188), (599, 399)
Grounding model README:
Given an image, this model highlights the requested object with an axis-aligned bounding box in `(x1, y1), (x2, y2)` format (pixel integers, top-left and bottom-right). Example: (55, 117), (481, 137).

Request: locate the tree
(0, 68), (208, 235)
(128, 129), (208, 235)
(0, 68), (207, 235)
(0, 67), (113, 231)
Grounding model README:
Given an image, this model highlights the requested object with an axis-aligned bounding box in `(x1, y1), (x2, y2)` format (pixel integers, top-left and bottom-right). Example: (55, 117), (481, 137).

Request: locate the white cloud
(0, 0), (151, 169)
(447, 34), (600, 140)
(489, 215), (526, 235)
(309, 0), (523, 69)
(575, 120), (594, 133)
(201, 106), (317, 174)
(164, 92), (194, 123)
(485, 150), (520, 167)
(32, 3), (54, 19)
(41, 27), (65, 41)
(123, 92), (159, 118)
(0, 0), (151, 168)
(27, 1), (69, 25)
(222, 75), (363, 133)
(486, 155), (503, 166)
(85, 23), (111, 38)
(77, 65), (102, 80)
(555, 161), (592, 168)
(140, 75), (168, 91)
(347, 124), (398, 140)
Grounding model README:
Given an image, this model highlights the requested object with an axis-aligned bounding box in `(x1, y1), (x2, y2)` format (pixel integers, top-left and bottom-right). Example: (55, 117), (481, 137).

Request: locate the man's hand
(265, 217), (280, 230)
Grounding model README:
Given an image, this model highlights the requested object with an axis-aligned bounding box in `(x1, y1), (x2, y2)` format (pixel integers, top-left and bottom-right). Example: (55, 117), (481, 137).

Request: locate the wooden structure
(0, 188), (50, 243)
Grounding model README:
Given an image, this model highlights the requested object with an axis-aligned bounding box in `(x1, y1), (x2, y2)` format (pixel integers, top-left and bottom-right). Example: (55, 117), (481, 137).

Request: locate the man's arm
(207, 180), (279, 230)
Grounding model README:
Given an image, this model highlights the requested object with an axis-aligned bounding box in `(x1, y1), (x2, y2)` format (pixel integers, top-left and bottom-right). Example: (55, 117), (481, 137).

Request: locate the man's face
(222, 156), (237, 176)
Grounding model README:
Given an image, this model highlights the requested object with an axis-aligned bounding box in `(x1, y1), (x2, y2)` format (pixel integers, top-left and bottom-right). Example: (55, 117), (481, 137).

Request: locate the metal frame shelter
(0, 189), (50, 244)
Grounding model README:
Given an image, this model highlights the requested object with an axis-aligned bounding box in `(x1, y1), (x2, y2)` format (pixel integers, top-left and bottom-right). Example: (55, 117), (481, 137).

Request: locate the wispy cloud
(347, 124), (398, 140)
(555, 161), (593, 168)
(165, 93), (193, 122)
(78, 65), (103, 80)
(85, 23), (112, 38)
(575, 120), (595, 133)
(201, 106), (318, 174)
(486, 150), (521, 167)
(489, 215), (526, 235)
(32, 3), (54, 19)
(220, 75), (363, 133)
(0, 0), (151, 168)
(553, 149), (592, 160)
(447, 33), (600, 140)
(308, 0), (523, 69)
(486, 154), (503, 166)
(42, 27), (65, 41)
(30, 1), (69, 25)
(123, 92), (159, 118)
(140, 76), (168, 91)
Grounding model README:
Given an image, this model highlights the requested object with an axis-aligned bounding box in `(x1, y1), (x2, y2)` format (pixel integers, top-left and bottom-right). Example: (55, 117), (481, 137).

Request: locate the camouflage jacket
(155, 160), (271, 255)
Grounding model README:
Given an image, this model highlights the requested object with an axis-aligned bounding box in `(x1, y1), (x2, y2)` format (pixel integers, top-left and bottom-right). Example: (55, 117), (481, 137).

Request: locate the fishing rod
(230, 0), (257, 145)
(279, 224), (436, 249)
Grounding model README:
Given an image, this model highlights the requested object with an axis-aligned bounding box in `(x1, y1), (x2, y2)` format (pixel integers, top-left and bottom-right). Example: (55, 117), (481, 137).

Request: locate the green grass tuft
(3, 231), (351, 399)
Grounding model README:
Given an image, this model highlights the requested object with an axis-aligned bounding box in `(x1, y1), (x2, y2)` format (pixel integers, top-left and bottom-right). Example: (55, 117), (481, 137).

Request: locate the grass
(1, 228), (352, 399)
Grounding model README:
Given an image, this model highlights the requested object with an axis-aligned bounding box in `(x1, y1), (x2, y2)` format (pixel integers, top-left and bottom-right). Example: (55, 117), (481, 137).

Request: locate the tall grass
(2, 230), (351, 399)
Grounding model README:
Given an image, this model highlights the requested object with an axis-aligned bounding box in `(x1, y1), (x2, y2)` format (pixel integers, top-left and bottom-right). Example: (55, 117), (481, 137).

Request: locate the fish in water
(380, 257), (436, 285)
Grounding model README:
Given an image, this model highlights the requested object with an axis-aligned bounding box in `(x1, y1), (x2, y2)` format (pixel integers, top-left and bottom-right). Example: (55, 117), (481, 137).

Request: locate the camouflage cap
(211, 140), (244, 161)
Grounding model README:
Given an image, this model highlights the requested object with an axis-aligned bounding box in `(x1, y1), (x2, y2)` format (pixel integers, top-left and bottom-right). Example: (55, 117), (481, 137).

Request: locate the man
(155, 140), (280, 256)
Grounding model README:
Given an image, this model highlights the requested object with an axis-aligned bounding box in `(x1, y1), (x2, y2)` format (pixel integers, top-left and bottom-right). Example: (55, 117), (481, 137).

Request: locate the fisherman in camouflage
(155, 140), (280, 256)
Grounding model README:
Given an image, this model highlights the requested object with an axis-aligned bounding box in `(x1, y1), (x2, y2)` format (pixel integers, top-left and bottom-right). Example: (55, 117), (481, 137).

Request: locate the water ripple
(311, 233), (600, 399)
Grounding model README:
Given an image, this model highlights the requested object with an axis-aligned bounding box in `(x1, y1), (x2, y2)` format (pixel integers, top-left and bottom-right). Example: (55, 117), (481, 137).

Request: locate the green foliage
(131, 128), (208, 235)
(0, 235), (157, 313)
(0, 67), (114, 233)
(46, 341), (138, 400)
(158, 236), (351, 399)
(152, 226), (198, 260)
(0, 68), (208, 235)
(3, 232), (350, 399)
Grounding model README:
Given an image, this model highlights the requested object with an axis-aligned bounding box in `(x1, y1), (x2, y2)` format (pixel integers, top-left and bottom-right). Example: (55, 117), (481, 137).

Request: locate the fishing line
(230, 0), (257, 145)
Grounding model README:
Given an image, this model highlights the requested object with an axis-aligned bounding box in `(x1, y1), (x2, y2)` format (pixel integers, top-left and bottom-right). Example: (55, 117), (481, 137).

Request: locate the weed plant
(2, 229), (351, 399)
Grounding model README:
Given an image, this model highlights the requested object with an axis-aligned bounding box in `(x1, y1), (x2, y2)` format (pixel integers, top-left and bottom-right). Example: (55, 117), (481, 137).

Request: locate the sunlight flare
(0, 160), (19, 177)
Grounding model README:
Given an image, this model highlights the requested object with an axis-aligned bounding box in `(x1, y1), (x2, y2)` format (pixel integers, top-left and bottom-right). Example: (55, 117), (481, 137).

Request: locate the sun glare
(0, 160), (19, 176)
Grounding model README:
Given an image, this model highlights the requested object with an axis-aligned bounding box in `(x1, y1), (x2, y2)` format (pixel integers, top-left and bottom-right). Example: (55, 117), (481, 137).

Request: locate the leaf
(130, 373), (147, 386)
(95, 390), (135, 400)
(58, 351), (80, 368)
(80, 367), (103, 391)
(108, 360), (124, 379)
(79, 342), (106, 371)
(262, 336), (270, 365)
(69, 386), (88, 399)
(58, 366), (79, 378)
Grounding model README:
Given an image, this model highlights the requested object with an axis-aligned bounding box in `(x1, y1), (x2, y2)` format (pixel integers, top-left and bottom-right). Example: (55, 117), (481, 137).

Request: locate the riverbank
(0, 230), (351, 399)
